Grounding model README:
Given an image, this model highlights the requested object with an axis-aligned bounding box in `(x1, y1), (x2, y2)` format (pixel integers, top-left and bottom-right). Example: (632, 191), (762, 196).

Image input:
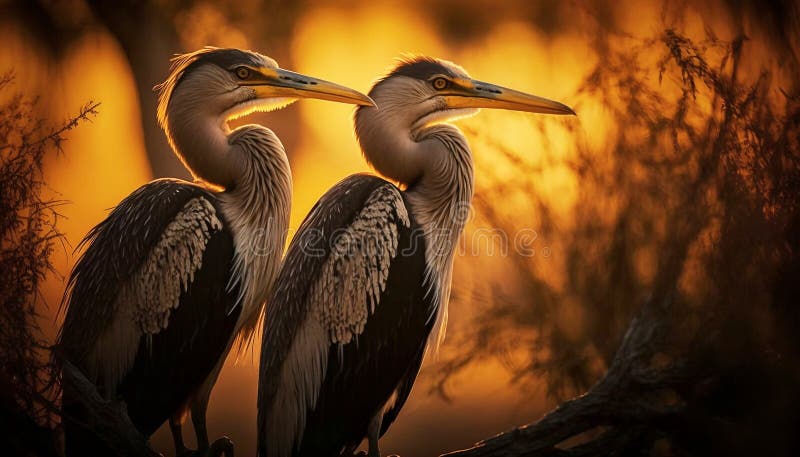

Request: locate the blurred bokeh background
(2, 0), (798, 455)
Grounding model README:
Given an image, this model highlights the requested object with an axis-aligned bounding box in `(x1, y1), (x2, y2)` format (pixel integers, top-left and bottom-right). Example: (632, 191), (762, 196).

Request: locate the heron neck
(217, 125), (293, 351)
(406, 124), (475, 353)
(166, 106), (245, 189)
(356, 108), (475, 351)
(356, 113), (474, 251)
(169, 112), (292, 350)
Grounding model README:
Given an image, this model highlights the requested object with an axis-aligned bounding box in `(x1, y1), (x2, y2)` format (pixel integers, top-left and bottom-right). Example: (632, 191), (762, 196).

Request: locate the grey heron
(57, 47), (373, 457)
(257, 56), (574, 457)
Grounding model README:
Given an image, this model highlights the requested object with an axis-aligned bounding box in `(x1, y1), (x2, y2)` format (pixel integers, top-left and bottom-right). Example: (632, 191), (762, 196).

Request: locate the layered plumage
(60, 180), (240, 444)
(257, 56), (573, 457)
(258, 175), (434, 457)
(57, 47), (373, 456)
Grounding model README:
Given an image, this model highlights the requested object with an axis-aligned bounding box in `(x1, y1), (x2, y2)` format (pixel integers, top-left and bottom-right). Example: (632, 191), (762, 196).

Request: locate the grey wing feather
(58, 179), (223, 389)
(258, 174), (409, 457)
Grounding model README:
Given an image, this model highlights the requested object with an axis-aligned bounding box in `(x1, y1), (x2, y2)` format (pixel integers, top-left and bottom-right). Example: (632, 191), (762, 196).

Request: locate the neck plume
(407, 124), (474, 354)
(219, 125), (292, 351)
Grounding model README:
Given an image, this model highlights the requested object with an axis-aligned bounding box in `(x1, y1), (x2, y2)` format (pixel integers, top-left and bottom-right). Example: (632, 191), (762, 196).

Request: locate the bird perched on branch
(58, 47), (373, 457)
(257, 56), (574, 457)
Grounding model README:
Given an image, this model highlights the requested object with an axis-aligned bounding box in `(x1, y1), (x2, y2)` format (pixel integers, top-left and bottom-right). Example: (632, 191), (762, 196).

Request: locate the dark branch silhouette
(0, 73), (97, 457)
(436, 24), (800, 457)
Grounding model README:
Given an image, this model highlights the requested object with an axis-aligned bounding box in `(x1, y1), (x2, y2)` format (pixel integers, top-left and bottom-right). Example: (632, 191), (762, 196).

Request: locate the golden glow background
(1, 0), (792, 455)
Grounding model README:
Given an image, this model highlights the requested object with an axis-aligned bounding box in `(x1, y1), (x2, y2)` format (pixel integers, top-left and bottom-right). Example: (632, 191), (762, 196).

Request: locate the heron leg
(191, 349), (230, 452)
(191, 394), (210, 450)
(170, 406), (190, 456)
(173, 403), (227, 457)
(367, 411), (383, 457)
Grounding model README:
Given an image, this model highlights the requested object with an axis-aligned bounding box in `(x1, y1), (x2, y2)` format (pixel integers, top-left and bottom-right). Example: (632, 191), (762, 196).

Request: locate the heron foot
(208, 436), (234, 457)
(352, 451), (399, 457)
(175, 437), (234, 457)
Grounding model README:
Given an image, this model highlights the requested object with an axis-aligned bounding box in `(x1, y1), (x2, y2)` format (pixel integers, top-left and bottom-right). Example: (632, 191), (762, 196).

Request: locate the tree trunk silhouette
(85, 0), (190, 179)
(440, 295), (688, 457)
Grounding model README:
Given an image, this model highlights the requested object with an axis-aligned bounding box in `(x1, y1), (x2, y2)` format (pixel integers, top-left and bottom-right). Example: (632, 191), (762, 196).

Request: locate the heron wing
(258, 174), (435, 457)
(58, 178), (237, 401)
(117, 223), (240, 435)
(298, 225), (433, 456)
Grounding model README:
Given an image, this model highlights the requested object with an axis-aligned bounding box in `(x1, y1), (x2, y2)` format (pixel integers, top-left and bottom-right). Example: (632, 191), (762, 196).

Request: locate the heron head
(156, 47), (374, 129)
(358, 55), (574, 135)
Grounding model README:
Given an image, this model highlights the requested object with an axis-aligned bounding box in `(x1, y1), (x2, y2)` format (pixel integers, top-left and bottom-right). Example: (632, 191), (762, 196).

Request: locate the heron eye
(236, 67), (251, 79)
(432, 77), (449, 90)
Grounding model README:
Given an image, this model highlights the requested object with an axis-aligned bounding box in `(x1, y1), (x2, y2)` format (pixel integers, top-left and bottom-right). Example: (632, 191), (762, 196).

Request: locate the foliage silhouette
(436, 24), (800, 457)
(0, 73), (98, 455)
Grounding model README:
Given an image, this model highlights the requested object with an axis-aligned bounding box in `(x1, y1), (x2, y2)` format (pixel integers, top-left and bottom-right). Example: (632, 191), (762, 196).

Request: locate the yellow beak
(245, 67), (375, 107)
(442, 77), (575, 115)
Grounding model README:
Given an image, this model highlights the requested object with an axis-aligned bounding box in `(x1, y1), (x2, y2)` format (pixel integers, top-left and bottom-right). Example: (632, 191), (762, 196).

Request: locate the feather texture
(131, 197), (222, 335)
(59, 179), (243, 444)
(59, 179), (218, 381)
(258, 175), (426, 457)
(311, 185), (410, 345)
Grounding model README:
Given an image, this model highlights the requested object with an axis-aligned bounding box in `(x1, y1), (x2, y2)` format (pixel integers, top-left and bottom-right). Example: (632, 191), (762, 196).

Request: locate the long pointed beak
(444, 78), (575, 115)
(247, 67), (375, 107)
